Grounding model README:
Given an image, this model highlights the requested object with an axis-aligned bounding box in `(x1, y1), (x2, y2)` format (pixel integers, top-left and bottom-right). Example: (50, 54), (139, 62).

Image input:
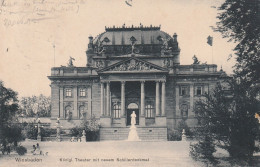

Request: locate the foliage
(18, 94), (51, 117)
(191, 80), (259, 163)
(0, 81), (24, 152)
(2, 124), (24, 147)
(16, 146), (27, 155)
(24, 123), (57, 139)
(70, 116), (100, 141)
(25, 123), (38, 140)
(168, 120), (193, 141)
(215, 0), (260, 84)
(190, 136), (218, 165)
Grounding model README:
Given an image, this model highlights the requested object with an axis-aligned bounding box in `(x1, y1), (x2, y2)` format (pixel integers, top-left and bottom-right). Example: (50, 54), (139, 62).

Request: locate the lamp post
(36, 118), (41, 141)
(56, 117), (61, 142)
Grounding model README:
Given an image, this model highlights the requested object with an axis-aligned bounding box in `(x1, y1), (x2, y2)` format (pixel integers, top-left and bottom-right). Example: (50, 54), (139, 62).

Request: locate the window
(79, 88), (86, 97)
(196, 86), (202, 96)
(145, 103), (154, 118)
(180, 86), (189, 96)
(113, 104), (121, 118)
(65, 89), (72, 97)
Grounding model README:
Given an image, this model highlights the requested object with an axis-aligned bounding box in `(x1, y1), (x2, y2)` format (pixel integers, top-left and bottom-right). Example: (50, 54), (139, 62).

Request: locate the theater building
(48, 25), (227, 141)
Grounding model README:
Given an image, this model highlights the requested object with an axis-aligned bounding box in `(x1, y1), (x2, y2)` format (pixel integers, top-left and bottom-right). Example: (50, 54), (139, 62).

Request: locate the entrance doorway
(127, 103), (139, 126)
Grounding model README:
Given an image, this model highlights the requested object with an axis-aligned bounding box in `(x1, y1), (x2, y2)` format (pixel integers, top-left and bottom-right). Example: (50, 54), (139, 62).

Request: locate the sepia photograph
(0, 0), (259, 166)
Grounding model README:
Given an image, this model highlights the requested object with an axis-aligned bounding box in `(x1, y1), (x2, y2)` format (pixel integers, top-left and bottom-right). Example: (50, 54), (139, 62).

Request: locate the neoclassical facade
(48, 25), (227, 140)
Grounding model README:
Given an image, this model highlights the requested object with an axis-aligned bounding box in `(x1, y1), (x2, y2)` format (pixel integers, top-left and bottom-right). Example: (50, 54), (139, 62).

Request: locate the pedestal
(139, 117), (145, 126)
(120, 117), (126, 127)
(81, 130), (86, 142)
(100, 117), (112, 127)
(37, 135), (41, 142)
(155, 117), (167, 126)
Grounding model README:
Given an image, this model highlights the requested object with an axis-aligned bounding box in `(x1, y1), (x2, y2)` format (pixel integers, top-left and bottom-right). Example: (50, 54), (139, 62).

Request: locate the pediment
(97, 57), (168, 73)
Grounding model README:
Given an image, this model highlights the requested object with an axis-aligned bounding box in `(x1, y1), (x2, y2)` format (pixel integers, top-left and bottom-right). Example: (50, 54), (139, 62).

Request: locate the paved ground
(0, 141), (205, 167)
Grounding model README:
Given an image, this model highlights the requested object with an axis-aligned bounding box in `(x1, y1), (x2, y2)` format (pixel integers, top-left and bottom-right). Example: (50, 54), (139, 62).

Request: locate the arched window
(113, 104), (121, 118)
(79, 106), (85, 119)
(145, 103), (154, 118)
(65, 106), (72, 119)
(180, 104), (188, 119)
(127, 103), (138, 109)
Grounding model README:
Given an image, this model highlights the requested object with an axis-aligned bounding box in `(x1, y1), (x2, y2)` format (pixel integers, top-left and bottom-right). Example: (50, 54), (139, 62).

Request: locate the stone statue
(80, 110), (84, 119)
(131, 111), (136, 125)
(68, 57), (75, 67)
(192, 55), (200, 65)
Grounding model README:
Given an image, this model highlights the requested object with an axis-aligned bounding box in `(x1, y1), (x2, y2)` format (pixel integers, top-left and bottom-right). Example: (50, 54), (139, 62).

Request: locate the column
(190, 84), (194, 116)
(100, 82), (104, 116)
(73, 87), (78, 118)
(161, 81), (166, 116)
(176, 86), (179, 116)
(59, 86), (63, 118)
(106, 82), (110, 116)
(121, 81), (125, 117)
(141, 81), (145, 116)
(156, 81), (160, 116)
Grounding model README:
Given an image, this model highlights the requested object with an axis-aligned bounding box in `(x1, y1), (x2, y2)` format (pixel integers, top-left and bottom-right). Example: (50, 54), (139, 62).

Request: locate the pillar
(190, 84), (194, 116)
(161, 81), (166, 116)
(176, 86), (179, 116)
(156, 81), (160, 116)
(121, 81), (125, 117)
(106, 82), (110, 116)
(141, 81), (145, 116)
(59, 86), (64, 118)
(73, 87), (78, 118)
(100, 82), (104, 116)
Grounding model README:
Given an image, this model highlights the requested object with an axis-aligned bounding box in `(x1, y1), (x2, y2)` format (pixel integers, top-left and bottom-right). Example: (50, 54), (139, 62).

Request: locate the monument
(127, 111), (141, 141)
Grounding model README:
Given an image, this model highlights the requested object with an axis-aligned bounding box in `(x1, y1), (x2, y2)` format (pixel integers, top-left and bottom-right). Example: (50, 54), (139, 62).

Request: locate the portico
(98, 57), (168, 127)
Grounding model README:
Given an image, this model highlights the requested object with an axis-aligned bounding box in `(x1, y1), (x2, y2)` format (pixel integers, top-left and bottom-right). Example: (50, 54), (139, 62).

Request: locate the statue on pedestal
(131, 111), (136, 125)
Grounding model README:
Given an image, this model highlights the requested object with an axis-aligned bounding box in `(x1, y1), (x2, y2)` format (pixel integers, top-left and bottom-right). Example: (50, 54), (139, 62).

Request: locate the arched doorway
(127, 103), (139, 125)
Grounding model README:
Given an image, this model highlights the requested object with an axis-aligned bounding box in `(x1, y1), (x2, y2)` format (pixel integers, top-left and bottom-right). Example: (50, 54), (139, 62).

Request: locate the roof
(93, 24), (172, 45)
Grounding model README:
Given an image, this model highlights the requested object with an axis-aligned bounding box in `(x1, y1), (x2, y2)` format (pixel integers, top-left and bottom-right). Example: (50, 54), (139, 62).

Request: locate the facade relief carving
(95, 60), (105, 69)
(109, 60), (159, 72)
(163, 58), (170, 68)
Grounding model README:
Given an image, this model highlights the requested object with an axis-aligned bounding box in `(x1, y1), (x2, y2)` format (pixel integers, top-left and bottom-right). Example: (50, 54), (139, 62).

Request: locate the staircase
(100, 127), (167, 141)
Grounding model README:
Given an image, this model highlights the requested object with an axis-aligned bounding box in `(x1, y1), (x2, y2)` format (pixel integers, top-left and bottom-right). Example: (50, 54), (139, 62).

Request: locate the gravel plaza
(0, 140), (205, 167)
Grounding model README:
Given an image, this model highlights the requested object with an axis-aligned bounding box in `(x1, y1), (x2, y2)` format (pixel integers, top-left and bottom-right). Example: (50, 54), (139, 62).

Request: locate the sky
(0, 0), (237, 98)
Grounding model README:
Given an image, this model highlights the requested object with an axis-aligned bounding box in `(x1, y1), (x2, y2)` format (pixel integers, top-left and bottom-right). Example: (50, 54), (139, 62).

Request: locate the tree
(190, 80), (259, 164)
(19, 94), (51, 117)
(215, 0), (260, 84)
(0, 81), (23, 153)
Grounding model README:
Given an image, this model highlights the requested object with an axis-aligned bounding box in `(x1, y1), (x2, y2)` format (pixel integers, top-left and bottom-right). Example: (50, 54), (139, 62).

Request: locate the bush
(168, 129), (181, 141)
(70, 116), (100, 141)
(190, 136), (218, 165)
(16, 146), (27, 155)
(41, 128), (57, 137)
(70, 126), (84, 137)
(25, 123), (37, 139)
(168, 120), (193, 141)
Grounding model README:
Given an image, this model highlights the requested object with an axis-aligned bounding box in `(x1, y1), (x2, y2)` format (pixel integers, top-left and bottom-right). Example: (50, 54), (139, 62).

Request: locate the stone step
(100, 127), (167, 141)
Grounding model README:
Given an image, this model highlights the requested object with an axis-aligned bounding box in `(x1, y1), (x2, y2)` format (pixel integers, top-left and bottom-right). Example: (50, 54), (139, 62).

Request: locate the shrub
(70, 116), (100, 141)
(16, 146), (27, 155)
(168, 120), (193, 141)
(41, 128), (57, 137)
(70, 126), (84, 137)
(168, 129), (181, 141)
(190, 136), (218, 165)
(25, 123), (37, 139)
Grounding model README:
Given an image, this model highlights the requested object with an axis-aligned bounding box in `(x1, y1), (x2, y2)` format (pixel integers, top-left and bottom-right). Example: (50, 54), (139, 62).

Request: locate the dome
(93, 25), (172, 46)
